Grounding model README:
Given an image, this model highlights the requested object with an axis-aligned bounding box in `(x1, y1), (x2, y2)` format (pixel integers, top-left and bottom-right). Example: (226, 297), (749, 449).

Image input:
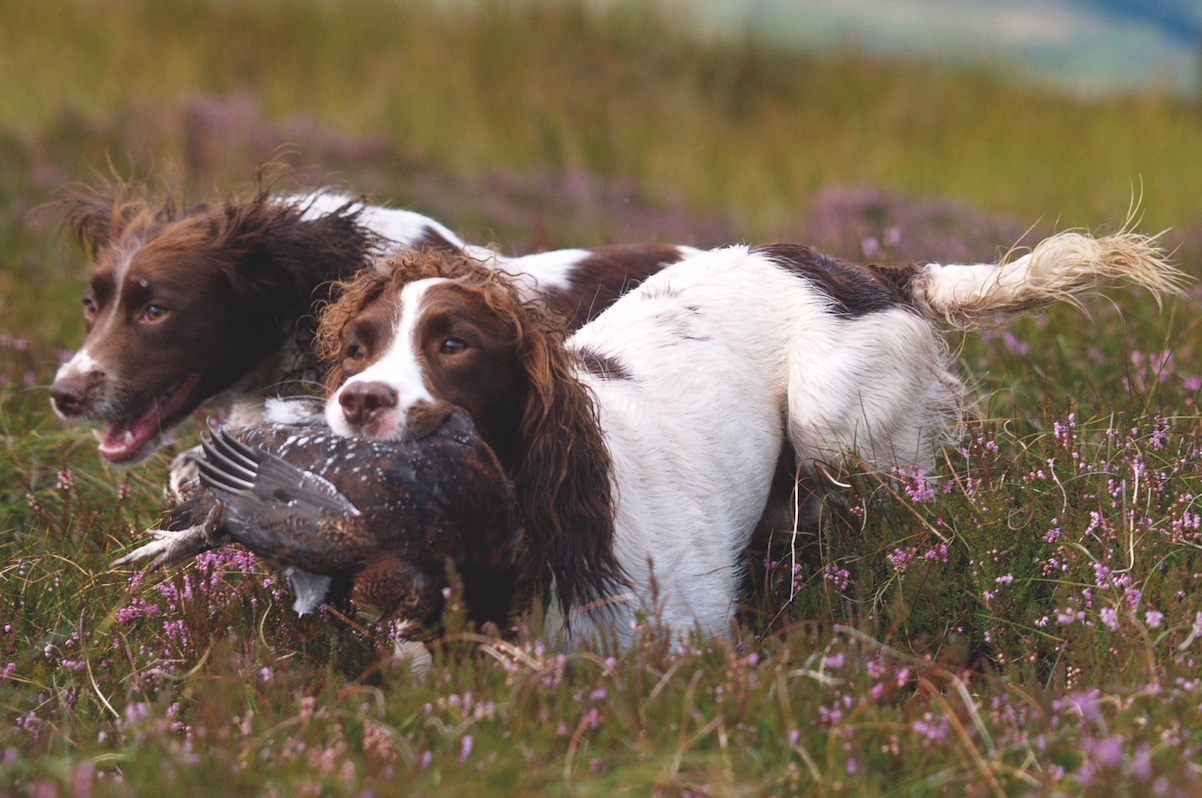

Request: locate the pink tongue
(97, 374), (201, 462)
(99, 415), (159, 462)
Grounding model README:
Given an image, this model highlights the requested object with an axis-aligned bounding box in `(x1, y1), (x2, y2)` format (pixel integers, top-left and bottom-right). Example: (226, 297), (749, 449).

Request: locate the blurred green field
(2, 0), (1202, 795)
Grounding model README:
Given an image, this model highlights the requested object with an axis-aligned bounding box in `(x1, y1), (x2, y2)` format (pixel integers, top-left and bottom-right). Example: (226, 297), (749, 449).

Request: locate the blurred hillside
(689, 0), (1202, 95)
(2, 0), (1200, 345)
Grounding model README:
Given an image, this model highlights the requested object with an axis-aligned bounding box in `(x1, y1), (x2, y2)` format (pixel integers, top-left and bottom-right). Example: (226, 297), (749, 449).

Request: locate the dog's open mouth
(97, 374), (204, 464)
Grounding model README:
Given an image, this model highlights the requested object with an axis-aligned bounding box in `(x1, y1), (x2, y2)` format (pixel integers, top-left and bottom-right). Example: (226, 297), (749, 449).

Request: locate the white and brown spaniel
(49, 181), (695, 475)
(317, 233), (1177, 647)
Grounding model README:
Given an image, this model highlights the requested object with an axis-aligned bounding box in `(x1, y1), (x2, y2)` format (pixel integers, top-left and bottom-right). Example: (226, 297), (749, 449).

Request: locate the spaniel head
(51, 178), (370, 465)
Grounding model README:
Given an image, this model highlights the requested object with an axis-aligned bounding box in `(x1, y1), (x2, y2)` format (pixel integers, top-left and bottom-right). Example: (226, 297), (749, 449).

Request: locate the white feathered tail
(909, 231), (1184, 327)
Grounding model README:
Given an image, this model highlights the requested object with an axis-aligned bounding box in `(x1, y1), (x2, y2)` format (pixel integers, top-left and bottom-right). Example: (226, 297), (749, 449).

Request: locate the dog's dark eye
(138, 304), (169, 323)
(345, 343), (365, 361)
(81, 296), (97, 320)
(440, 338), (467, 354)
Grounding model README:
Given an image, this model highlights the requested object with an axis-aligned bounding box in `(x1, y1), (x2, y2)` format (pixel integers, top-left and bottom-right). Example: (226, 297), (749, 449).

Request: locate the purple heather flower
(458, 735), (473, 763)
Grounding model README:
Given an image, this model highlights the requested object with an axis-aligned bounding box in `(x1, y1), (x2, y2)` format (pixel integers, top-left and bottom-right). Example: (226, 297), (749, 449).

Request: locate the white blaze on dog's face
(325, 277), (527, 455)
(326, 279), (445, 440)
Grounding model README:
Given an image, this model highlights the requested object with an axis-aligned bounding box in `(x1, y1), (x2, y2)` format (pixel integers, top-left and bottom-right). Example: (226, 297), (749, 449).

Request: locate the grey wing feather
(199, 428), (362, 522)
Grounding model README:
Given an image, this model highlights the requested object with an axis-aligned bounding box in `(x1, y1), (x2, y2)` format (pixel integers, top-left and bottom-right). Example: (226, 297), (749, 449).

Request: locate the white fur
(325, 279), (444, 438)
(297, 192), (467, 252)
(493, 245), (708, 302)
(295, 192), (496, 262)
(293, 193), (701, 297)
(263, 397), (322, 425)
(104, 247), (140, 332)
(52, 347), (113, 426)
(54, 347), (98, 384)
(561, 232), (1173, 643)
(495, 248), (590, 296)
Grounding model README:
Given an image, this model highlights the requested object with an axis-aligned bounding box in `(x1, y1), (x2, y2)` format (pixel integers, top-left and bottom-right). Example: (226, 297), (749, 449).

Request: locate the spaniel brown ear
(210, 191), (374, 332)
(509, 318), (626, 618)
(62, 184), (136, 256)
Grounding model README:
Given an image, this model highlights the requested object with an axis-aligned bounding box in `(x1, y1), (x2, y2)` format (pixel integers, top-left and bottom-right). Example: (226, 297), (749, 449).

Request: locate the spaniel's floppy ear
(62, 184), (138, 256)
(213, 191), (374, 331)
(508, 316), (626, 617)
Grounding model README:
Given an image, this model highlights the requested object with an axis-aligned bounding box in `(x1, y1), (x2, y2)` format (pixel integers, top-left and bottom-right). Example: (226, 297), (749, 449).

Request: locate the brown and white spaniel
(311, 233), (1177, 647)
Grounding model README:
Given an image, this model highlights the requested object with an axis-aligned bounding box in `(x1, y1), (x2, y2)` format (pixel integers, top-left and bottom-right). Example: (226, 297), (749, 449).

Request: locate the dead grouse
(116, 398), (523, 633)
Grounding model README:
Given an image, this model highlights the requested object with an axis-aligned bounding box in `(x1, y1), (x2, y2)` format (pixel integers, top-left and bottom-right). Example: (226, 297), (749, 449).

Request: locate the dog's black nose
(339, 381), (399, 429)
(50, 375), (89, 417)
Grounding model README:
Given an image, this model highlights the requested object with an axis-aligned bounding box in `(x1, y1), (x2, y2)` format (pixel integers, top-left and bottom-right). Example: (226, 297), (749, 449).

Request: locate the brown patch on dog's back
(546, 243), (685, 329)
(752, 243), (920, 316)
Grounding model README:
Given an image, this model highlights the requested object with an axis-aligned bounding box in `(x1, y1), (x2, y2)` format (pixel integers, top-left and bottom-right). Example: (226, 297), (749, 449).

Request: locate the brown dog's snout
(50, 374), (92, 417)
(339, 381), (399, 429)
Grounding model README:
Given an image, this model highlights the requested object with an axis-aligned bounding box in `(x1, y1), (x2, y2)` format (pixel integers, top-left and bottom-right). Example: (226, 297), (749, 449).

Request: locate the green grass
(2, 0), (1202, 795)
